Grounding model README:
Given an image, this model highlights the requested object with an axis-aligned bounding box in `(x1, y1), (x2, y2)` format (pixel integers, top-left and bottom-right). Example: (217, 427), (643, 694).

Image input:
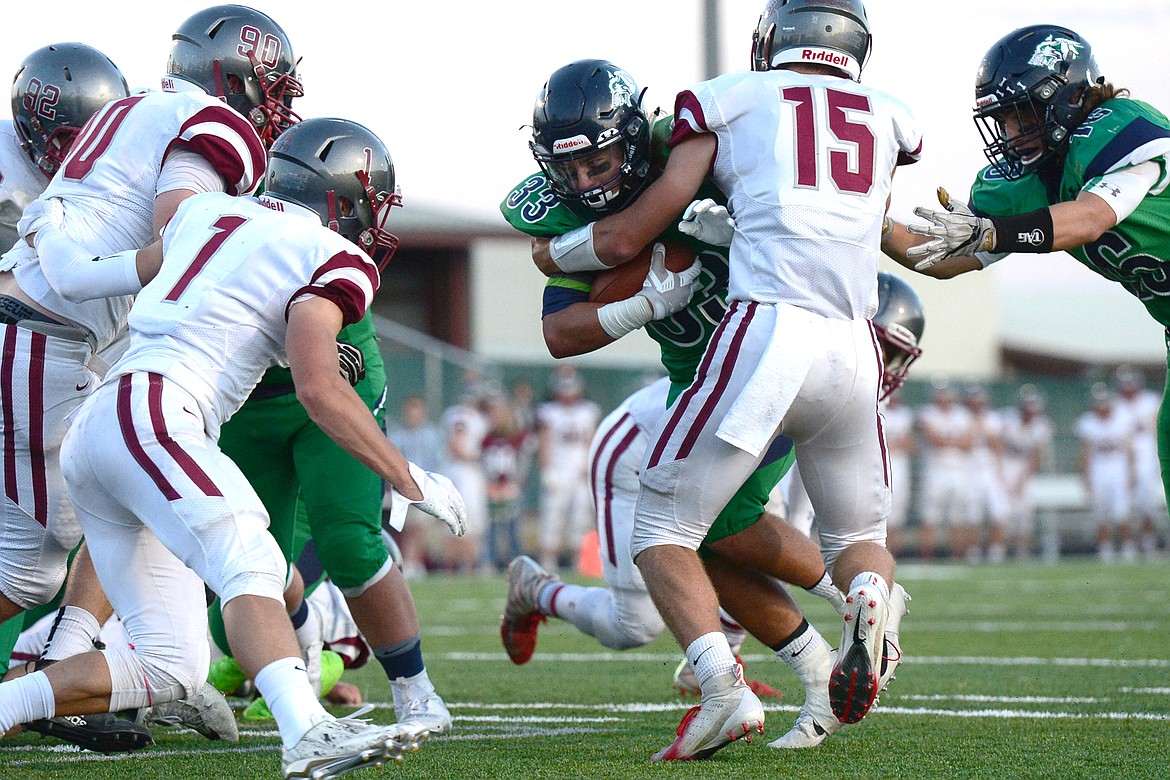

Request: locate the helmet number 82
(781, 86), (875, 195)
(238, 25), (282, 69)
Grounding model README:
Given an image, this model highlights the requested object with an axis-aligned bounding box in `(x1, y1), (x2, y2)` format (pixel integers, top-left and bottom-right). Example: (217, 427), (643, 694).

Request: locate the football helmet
(11, 43), (129, 177)
(165, 4), (303, 147)
(751, 0), (872, 80)
(973, 25), (1099, 180)
(264, 117), (401, 270)
(530, 59), (652, 220)
(873, 271), (924, 401)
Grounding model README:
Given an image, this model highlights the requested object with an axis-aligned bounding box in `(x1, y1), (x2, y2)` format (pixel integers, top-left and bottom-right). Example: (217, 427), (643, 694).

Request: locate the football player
(1112, 366), (1166, 557)
(0, 4), (299, 751)
(528, 0), (919, 758)
(503, 49), (908, 753)
(999, 385), (1054, 559)
(1076, 384), (1137, 561)
(890, 24), (1170, 513)
(0, 117), (466, 779)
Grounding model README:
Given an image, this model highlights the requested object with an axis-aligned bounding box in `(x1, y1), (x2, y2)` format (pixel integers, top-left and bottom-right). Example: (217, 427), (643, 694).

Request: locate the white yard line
(437, 651), (1170, 667)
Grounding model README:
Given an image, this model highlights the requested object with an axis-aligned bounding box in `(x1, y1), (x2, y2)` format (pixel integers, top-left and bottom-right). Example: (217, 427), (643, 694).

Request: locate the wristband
(989, 208), (1054, 254)
(596, 295), (653, 339)
(880, 216), (894, 243)
(548, 222), (609, 272)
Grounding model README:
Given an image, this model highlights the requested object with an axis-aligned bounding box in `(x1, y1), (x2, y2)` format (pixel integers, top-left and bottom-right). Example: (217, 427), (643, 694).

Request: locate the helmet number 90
(23, 78), (61, 121)
(238, 25), (282, 69)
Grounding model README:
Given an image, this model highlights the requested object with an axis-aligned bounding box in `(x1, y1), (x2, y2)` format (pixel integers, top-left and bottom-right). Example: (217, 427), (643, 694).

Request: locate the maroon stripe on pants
(118, 374), (182, 501)
(591, 412), (633, 568)
(602, 425), (640, 568)
(675, 301), (756, 461)
(867, 322), (890, 487)
(648, 301), (746, 469)
(146, 374), (223, 497)
(2, 326), (18, 503)
(27, 332), (47, 525)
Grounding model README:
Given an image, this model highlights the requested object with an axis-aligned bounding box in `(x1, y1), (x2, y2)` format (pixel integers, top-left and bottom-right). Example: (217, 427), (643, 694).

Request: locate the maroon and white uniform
(631, 70), (921, 568)
(0, 90), (263, 613)
(916, 398), (976, 528)
(1075, 407), (1134, 526)
(1115, 387), (1163, 520)
(59, 192), (376, 708)
(537, 395), (601, 560)
(999, 406), (1053, 535)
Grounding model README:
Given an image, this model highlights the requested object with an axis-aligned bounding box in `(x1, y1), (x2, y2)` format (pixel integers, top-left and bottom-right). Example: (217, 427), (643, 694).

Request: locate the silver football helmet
(751, 0), (872, 80)
(11, 43), (129, 177)
(165, 4), (302, 147)
(873, 271), (924, 400)
(264, 117), (401, 270)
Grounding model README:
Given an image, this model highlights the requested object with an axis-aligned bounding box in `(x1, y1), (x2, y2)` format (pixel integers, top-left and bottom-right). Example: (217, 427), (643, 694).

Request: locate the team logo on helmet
(1026, 35), (1083, 70)
(607, 70), (635, 111)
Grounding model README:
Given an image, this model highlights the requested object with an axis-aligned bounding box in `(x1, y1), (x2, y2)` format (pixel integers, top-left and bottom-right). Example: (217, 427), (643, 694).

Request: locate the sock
(254, 656), (330, 748)
(804, 570), (843, 604)
(41, 606), (102, 663)
(772, 621), (832, 688)
(0, 671), (56, 733)
(537, 582), (565, 616)
(685, 632), (737, 688)
(289, 599), (309, 630)
(718, 609), (747, 656)
(374, 636), (424, 681)
(848, 571), (890, 602)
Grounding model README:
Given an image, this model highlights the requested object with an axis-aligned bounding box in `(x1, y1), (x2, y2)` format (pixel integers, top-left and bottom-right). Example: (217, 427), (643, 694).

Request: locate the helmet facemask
(19, 113), (84, 177)
(975, 79), (1073, 180)
(535, 133), (645, 218)
(212, 52), (303, 147)
(874, 321), (922, 401)
(326, 170), (402, 272)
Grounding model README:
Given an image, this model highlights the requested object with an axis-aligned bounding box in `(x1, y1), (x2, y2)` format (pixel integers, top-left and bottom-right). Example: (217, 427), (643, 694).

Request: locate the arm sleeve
(156, 147), (227, 197)
(34, 227), (141, 302)
(1083, 160), (1161, 224)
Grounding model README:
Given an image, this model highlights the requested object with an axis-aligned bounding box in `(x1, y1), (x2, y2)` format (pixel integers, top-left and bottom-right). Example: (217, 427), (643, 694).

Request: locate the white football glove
(337, 341), (365, 386)
(407, 462), (467, 536)
(905, 187), (997, 270)
(677, 198), (735, 247)
(636, 242), (703, 320)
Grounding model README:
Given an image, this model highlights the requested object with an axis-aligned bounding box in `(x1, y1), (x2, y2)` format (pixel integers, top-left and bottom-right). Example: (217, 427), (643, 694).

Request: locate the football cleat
(829, 582), (889, 724)
(879, 583), (910, 693)
(675, 655), (782, 699)
(651, 664), (764, 761)
(769, 647), (842, 749)
(500, 555), (557, 665)
(141, 682), (239, 742)
(392, 671), (453, 739)
(281, 716), (418, 779)
(25, 712), (154, 754)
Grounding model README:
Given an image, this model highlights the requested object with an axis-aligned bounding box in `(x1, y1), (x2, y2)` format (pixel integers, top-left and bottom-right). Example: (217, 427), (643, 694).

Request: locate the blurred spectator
(882, 389), (915, 558)
(999, 385), (1054, 560)
(441, 385), (491, 573)
(482, 394), (531, 571)
(386, 394), (446, 579)
(509, 380), (537, 434)
(1076, 383), (1136, 562)
(916, 380), (975, 560)
(1114, 366), (1166, 557)
(964, 385), (1010, 564)
(535, 367), (600, 571)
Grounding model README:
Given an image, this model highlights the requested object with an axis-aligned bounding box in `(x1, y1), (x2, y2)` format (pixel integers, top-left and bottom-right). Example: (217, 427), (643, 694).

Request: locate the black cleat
(25, 712), (154, 753)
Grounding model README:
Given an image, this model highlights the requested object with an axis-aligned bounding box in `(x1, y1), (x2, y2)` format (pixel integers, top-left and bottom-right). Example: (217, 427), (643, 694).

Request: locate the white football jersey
(107, 193), (377, 436)
(999, 408), (1053, 464)
(537, 397), (602, 474)
(9, 90), (265, 350)
(918, 402), (974, 465)
(672, 70), (922, 318)
(0, 120), (48, 250)
(1074, 409), (1132, 469)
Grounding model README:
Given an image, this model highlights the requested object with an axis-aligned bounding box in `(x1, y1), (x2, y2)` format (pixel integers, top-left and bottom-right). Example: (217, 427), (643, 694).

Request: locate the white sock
(848, 571), (890, 602)
(537, 582), (567, 615)
(0, 671), (56, 732)
(774, 623), (832, 689)
(41, 606), (102, 662)
(685, 632), (737, 688)
(254, 656), (330, 748)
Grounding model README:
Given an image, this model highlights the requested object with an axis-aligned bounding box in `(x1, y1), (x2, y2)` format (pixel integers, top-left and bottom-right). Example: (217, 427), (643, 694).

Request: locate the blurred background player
(963, 384), (1010, 564)
(1076, 383), (1136, 561)
(1113, 366), (1166, 557)
(999, 385), (1054, 560)
(916, 381), (975, 560)
(387, 395), (448, 578)
(440, 382), (491, 572)
(482, 392), (531, 571)
(535, 367), (600, 571)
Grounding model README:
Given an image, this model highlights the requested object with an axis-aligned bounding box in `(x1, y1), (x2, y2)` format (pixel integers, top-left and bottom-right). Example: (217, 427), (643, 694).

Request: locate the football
(587, 240), (696, 305)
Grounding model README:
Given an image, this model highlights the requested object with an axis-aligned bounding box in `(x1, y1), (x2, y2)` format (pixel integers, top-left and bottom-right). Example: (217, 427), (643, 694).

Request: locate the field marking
(1119, 687), (1170, 695)
(438, 651), (1170, 668)
(898, 694), (1103, 704)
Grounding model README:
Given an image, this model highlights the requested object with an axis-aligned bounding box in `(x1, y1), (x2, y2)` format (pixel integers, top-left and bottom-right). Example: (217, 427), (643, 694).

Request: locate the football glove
(677, 198), (735, 247)
(636, 242), (703, 320)
(905, 187), (997, 270)
(337, 342), (365, 386)
(407, 462), (467, 537)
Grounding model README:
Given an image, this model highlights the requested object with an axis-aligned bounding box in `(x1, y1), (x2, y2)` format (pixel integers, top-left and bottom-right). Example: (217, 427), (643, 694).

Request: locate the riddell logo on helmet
(553, 135), (592, 154)
(801, 49), (852, 67)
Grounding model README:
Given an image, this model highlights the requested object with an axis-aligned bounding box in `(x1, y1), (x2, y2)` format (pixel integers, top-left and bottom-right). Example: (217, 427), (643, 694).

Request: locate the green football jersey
(970, 98), (1170, 327)
(499, 112), (730, 391)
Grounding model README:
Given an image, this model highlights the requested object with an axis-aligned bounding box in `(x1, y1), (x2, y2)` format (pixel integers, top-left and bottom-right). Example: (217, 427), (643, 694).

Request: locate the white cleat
(142, 682), (240, 742)
(392, 671), (453, 739)
(879, 583), (910, 693)
(281, 717), (417, 780)
(651, 664), (764, 761)
(829, 582), (889, 724)
(769, 647), (842, 749)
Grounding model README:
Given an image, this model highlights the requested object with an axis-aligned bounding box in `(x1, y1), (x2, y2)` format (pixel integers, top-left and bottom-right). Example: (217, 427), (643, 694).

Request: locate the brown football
(588, 241), (696, 304)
